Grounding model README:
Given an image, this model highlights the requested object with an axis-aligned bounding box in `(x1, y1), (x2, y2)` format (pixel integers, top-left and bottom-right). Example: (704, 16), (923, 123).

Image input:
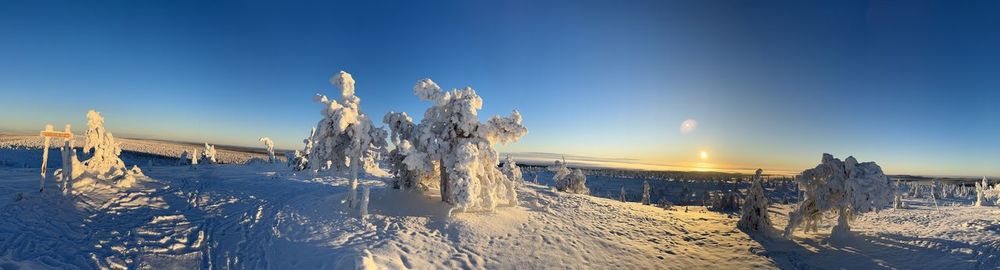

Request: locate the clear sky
(1, 0), (997, 176)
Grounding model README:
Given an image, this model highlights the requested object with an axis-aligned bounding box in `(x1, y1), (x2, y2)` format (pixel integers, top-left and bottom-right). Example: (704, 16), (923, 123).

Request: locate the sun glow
(700, 151), (708, 160)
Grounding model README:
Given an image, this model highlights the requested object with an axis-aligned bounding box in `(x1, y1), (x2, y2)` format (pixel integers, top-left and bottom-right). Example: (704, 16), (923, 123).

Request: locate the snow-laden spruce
(305, 71), (388, 208)
(738, 169), (773, 236)
(77, 110), (144, 188)
(783, 154), (893, 239)
(383, 78), (527, 212)
(549, 158), (589, 194)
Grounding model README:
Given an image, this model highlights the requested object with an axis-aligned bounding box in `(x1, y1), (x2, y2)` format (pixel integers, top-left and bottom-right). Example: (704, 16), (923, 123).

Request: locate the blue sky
(1, 0), (997, 176)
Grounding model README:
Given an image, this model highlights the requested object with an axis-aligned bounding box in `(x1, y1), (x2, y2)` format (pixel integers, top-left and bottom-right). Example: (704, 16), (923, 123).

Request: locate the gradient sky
(1, 0), (997, 176)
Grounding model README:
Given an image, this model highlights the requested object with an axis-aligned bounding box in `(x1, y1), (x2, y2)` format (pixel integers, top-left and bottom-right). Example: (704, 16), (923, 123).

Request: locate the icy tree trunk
(619, 186), (626, 202)
(439, 159), (450, 203)
(830, 207), (851, 238)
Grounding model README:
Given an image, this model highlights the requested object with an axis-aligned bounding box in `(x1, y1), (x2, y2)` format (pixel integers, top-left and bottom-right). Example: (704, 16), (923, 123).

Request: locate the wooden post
(61, 124), (72, 195)
(39, 124), (53, 192)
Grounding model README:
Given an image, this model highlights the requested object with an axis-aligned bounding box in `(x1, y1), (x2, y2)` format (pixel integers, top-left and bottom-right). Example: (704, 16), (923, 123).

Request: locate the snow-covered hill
(0, 164), (775, 269)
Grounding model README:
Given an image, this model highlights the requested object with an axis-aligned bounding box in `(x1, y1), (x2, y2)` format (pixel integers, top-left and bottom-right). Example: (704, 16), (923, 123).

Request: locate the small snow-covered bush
(738, 169), (773, 236)
(783, 154), (893, 238)
(383, 78), (528, 212)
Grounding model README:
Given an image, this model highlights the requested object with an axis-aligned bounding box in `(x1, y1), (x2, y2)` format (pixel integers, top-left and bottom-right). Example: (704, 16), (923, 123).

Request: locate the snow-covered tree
(259, 137), (277, 163)
(738, 169), (773, 236)
(200, 143), (217, 164)
(382, 78), (527, 212)
(975, 177), (1000, 207)
(307, 71), (388, 207)
(82, 110), (126, 178)
(975, 177), (987, 207)
(549, 158), (588, 194)
(549, 158), (571, 188)
(501, 155), (524, 185)
(641, 180), (651, 205)
(783, 154), (894, 239)
(79, 110), (144, 187)
(288, 128), (315, 171)
(191, 149), (199, 165)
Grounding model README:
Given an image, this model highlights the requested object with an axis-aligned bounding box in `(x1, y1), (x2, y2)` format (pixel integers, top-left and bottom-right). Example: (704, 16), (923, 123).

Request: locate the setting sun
(700, 151), (708, 160)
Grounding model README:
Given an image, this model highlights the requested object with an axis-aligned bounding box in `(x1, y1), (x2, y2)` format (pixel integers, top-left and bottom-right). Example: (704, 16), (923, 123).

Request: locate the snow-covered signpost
(38, 124), (74, 192)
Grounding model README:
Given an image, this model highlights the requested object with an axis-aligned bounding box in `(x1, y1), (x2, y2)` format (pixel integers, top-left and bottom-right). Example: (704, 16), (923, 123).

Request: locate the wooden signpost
(39, 124), (74, 192)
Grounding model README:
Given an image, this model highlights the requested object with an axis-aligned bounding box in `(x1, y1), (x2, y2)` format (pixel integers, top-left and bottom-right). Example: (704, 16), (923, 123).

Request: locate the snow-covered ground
(1, 140), (998, 269)
(766, 199), (1000, 269)
(0, 164), (773, 269)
